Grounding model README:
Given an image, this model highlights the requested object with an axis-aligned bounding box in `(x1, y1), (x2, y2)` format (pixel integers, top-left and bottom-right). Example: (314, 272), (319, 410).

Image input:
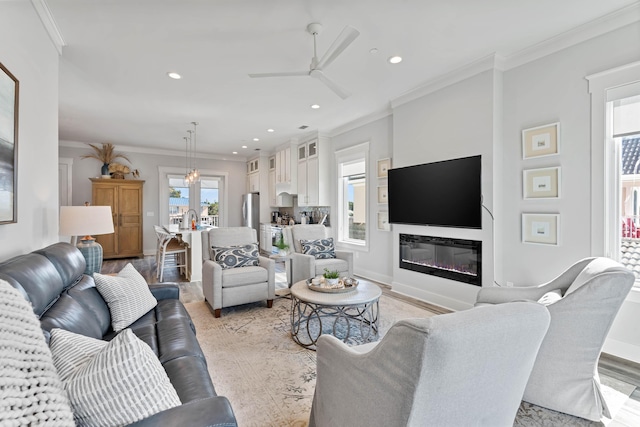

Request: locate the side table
(269, 253), (292, 288)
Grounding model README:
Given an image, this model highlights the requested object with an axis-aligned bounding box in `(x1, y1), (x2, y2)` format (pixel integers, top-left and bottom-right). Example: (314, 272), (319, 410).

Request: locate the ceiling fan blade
(248, 71), (308, 78)
(312, 70), (350, 99)
(316, 26), (360, 70)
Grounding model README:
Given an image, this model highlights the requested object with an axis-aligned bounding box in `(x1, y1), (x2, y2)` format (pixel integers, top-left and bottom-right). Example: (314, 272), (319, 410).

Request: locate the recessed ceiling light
(267, 128), (275, 133)
(242, 145), (247, 149)
(311, 104), (320, 109)
(167, 72), (182, 79)
(388, 56), (403, 64)
(253, 138), (260, 142)
(232, 151), (238, 154)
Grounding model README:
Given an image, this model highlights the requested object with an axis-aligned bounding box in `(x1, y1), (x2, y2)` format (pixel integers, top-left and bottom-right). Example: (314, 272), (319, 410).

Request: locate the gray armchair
(475, 257), (635, 421)
(309, 302), (551, 427)
(282, 224), (353, 284)
(201, 227), (275, 318)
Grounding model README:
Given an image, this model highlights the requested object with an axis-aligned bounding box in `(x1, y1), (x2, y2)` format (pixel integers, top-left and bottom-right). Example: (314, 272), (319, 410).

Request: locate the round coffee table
(290, 280), (382, 350)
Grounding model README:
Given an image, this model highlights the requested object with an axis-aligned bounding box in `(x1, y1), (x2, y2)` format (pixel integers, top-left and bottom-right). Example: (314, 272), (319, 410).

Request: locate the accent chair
(202, 227), (275, 318)
(283, 224), (353, 284)
(309, 302), (551, 427)
(475, 257), (635, 421)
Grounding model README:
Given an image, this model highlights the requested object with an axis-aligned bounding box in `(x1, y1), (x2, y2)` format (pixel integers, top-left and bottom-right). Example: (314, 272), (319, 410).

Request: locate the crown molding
(59, 140), (247, 162)
(390, 54), (504, 109)
(327, 108), (392, 138)
(31, 0), (65, 55)
(504, 3), (640, 70)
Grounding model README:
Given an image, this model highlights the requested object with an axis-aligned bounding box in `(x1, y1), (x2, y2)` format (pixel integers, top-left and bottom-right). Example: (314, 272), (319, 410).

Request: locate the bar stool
(154, 225), (188, 282)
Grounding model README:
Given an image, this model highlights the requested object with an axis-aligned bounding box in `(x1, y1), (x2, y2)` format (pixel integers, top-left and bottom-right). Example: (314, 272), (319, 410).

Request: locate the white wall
(59, 144), (246, 254)
(390, 70), (497, 310)
(0, 2), (60, 260)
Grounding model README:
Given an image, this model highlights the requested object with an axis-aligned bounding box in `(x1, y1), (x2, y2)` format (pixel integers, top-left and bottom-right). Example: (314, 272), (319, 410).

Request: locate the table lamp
(59, 203), (115, 275)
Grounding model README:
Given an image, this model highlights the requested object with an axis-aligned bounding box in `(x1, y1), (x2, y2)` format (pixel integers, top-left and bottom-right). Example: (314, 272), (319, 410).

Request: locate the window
(336, 142), (369, 249)
(159, 167), (228, 228)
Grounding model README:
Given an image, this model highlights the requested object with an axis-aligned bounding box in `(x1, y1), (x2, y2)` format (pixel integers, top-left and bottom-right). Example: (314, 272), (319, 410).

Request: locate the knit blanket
(0, 279), (75, 426)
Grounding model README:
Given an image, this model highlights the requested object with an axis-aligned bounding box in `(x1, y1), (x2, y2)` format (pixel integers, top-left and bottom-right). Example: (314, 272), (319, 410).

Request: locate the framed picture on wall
(522, 213), (560, 245)
(0, 62), (19, 224)
(377, 185), (388, 204)
(377, 211), (391, 231)
(523, 167), (561, 199)
(377, 158), (391, 178)
(522, 122), (560, 159)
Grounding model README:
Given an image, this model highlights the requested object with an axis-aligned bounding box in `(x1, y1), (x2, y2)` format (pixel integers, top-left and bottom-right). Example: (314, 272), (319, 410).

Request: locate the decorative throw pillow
(0, 280), (75, 426)
(94, 263), (157, 332)
(64, 329), (181, 427)
(301, 238), (336, 259)
(213, 243), (260, 269)
(537, 289), (563, 306)
(49, 328), (108, 382)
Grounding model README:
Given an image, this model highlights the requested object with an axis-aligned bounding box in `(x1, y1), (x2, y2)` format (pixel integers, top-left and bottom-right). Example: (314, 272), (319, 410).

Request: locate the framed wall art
(522, 122), (560, 159)
(523, 167), (561, 199)
(522, 213), (559, 246)
(377, 211), (390, 231)
(0, 62), (19, 224)
(377, 185), (388, 204)
(377, 158), (391, 178)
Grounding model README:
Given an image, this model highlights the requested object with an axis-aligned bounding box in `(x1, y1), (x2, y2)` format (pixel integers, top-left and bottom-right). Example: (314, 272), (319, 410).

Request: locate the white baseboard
(603, 337), (640, 364)
(391, 282), (473, 312)
(354, 270), (392, 287)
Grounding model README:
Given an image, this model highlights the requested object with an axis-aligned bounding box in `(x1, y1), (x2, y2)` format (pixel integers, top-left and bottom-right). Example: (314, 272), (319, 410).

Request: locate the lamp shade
(59, 205), (115, 238)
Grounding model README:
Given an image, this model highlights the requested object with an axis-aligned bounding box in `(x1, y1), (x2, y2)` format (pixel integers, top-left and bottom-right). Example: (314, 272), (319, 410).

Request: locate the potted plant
(274, 234), (289, 255)
(81, 143), (131, 177)
(323, 268), (340, 287)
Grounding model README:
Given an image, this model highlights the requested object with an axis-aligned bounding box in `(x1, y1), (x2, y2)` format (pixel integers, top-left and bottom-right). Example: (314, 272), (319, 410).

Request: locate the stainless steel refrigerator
(242, 193), (260, 246)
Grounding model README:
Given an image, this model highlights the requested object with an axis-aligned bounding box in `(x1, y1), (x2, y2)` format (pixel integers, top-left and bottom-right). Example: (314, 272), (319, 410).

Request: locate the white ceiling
(47, 0), (639, 159)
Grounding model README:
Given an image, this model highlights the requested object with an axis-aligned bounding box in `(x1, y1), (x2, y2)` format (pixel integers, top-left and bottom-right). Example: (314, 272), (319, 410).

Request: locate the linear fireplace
(399, 234), (482, 286)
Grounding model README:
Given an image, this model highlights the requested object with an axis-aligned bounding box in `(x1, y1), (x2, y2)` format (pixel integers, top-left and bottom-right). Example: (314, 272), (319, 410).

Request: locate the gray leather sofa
(0, 242), (237, 427)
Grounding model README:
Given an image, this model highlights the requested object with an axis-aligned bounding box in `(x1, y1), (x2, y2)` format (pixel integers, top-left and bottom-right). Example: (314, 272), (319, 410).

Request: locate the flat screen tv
(388, 155), (481, 229)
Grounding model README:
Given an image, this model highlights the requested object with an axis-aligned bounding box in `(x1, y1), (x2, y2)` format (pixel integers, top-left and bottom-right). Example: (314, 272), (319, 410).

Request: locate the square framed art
(377, 158), (391, 178)
(522, 122), (560, 159)
(377, 211), (390, 231)
(377, 185), (388, 204)
(523, 167), (561, 199)
(522, 213), (559, 245)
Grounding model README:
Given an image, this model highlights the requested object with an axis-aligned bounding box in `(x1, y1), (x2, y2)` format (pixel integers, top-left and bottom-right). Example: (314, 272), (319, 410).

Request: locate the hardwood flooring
(103, 255), (640, 425)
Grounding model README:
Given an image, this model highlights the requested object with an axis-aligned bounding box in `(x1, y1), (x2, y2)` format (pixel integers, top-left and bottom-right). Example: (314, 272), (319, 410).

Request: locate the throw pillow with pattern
(301, 238), (336, 259)
(49, 328), (108, 382)
(94, 263), (157, 332)
(64, 329), (181, 427)
(213, 243), (260, 269)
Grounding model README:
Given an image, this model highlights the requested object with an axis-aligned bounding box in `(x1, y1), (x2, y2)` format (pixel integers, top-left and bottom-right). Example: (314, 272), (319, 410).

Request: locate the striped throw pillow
(94, 263), (157, 332)
(49, 328), (107, 382)
(64, 329), (181, 427)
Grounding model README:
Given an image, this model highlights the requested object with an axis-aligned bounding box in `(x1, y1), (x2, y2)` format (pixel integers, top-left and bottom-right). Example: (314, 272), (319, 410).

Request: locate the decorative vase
(326, 278), (339, 287)
(101, 163), (109, 175)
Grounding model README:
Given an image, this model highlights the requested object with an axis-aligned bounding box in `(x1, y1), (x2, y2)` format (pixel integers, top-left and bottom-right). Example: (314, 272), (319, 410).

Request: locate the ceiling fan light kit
(248, 22), (360, 99)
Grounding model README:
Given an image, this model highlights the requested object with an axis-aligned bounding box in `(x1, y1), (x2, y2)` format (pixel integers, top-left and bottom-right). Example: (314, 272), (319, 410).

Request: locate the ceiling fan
(248, 23), (360, 99)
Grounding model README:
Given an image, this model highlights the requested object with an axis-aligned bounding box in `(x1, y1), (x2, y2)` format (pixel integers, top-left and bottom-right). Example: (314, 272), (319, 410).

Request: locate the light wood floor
(103, 255), (640, 426)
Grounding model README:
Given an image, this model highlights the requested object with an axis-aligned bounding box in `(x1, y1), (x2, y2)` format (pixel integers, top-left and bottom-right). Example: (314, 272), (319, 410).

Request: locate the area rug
(185, 291), (634, 427)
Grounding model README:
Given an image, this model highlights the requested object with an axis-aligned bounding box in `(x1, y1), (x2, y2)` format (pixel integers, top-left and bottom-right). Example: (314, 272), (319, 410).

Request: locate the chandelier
(184, 121), (200, 185)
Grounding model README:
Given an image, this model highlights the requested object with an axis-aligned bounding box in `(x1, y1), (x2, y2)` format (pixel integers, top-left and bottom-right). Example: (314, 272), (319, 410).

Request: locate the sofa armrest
(475, 284), (557, 305)
(127, 396), (237, 427)
(334, 250), (354, 278)
(202, 259), (223, 310)
(291, 252), (315, 284)
(258, 256), (276, 298)
(149, 283), (180, 300)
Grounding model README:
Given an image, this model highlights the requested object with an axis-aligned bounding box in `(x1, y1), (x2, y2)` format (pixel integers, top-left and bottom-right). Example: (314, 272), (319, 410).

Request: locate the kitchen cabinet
(91, 178), (144, 259)
(276, 146), (291, 184)
(247, 157), (261, 193)
(297, 137), (329, 206)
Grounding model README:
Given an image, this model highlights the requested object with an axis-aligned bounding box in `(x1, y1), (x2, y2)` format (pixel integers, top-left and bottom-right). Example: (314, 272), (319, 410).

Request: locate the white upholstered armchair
(201, 227), (275, 318)
(309, 302), (551, 427)
(282, 224), (353, 284)
(475, 257), (635, 421)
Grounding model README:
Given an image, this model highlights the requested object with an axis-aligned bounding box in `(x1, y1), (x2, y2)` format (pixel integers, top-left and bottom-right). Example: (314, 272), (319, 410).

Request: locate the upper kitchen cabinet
(246, 157), (263, 193)
(297, 136), (330, 207)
